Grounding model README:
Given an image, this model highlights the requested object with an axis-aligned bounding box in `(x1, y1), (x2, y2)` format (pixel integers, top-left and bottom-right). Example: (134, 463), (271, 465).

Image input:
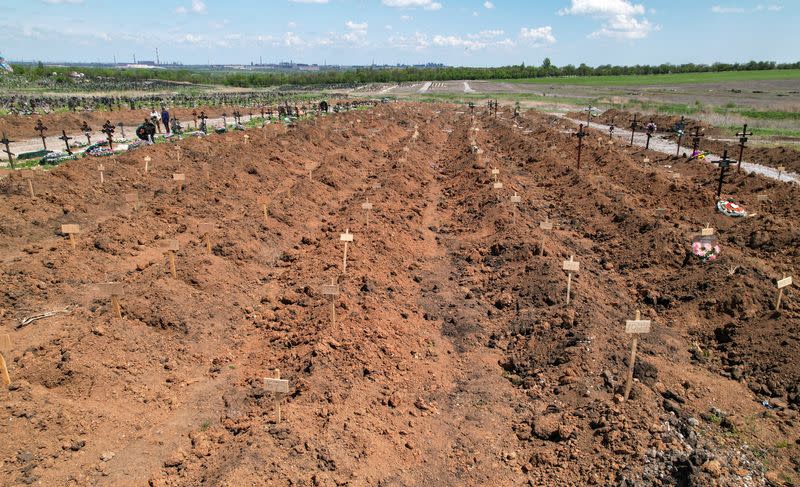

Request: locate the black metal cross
(674, 116), (686, 156)
(80, 121), (92, 145)
(573, 123), (588, 169)
(192, 110), (198, 129)
(34, 120), (48, 150)
(713, 150), (733, 199)
(584, 105), (595, 128)
(199, 111), (208, 133)
(645, 121), (655, 150)
(101, 121), (115, 150)
(690, 126), (704, 156)
(735, 123), (753, 173)
(233, 110), (241, 124)
(222, 112), (228, 127)
(608, 119), (615, 138)
(629, 114), (638, 146)
(59, 130), (73, 155)
(1, 131), (15, 169)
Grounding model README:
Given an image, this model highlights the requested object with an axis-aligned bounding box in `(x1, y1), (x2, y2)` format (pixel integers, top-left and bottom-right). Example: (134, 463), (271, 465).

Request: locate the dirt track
(1, 103), (798, 486)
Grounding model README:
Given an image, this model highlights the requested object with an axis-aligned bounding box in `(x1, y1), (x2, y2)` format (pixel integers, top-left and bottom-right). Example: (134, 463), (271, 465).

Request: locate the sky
(1, 0), (797, 67)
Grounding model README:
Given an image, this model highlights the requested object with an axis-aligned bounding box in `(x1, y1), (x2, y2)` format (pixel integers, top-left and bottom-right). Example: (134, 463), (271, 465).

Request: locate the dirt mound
(0, 103), (798, 486)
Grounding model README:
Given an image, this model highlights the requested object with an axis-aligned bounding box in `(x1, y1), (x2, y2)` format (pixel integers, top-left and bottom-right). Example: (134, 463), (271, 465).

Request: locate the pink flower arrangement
(692, 237), (721, 262)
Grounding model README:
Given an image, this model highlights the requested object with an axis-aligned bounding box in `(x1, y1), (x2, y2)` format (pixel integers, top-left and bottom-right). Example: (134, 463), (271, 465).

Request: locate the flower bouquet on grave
(717, 199), (747, 218)
(692, 235), (721, 262)
(127, 139), (147, 151)
(690, 150), (708, 161)
(40, 151), (76, 165)
(86, 145), (114, 157)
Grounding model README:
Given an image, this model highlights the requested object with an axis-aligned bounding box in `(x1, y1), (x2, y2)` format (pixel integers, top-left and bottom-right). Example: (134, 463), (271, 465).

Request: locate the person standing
(161, 107), (171, 135)
(150, 108), (161, 134)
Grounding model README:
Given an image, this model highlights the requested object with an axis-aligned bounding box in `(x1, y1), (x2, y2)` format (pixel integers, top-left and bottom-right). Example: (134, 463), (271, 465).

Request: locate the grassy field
(505, 69), (800, 86)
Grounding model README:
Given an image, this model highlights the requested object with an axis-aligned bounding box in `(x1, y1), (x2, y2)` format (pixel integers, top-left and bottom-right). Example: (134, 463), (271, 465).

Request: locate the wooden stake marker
(539, 219), (553, 256)
(361, 199), (374, 228)
(173, 173), (186, 192)
(159, 239), (180, 278)
(655, 208), (666, 219)
(777, 166), (785, 181)
(0, 334), (12, 386)
(144, 156), (151, 174)
(562, 255), (580, 306)
(510, 192), (521, 225)
(61, 224), (81, 249)
(198, 223), (214, 253)
(321, 277), (340, 326)
(492, 182), (503, 189)
(264, 369), (289, 424)
(340, 229), (353, 274)
(243, 134), (250, 145)
(98, 164), (105, 185)
(21, 169), (35, 198)
(776, 274), (793, 311)
(257, 196), (269, 223)
(701, 224), (714, 237)
(623, 310), (651, 401)
(99, 282), (124, 319)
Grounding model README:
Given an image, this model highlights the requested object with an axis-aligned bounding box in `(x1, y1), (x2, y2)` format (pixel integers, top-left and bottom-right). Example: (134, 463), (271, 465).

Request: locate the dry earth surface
(1, 103), (799, 486)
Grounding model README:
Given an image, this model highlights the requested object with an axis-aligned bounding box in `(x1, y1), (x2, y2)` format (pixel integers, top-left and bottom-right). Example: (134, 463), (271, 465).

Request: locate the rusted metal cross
(573, 123), (588, 169)
(80, 121), (92, 145)
(735, 123), (753, 173)
(34, 119), (48, 150)
(101, 121), (115, 150)
(690, 126), (704, 157)
(629, 114), (638, 146)
(645, 121), (656, 150)
(713, 150), (733, 199)
(674, 116), (686, 156)
(1, 132), (15, 169)
(199, 111), (208, 133)
(58, 130), (73, 155)
(192, 110), (198, 129)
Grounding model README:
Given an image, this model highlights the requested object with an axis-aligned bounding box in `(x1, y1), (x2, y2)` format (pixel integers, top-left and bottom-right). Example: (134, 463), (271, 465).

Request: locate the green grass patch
(723, 126), (800, 138)
(505, 69), (800, 87)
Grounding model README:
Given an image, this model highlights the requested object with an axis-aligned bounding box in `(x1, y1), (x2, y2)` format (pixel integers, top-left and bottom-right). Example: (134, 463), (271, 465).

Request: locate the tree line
(9, 59), (800, 88)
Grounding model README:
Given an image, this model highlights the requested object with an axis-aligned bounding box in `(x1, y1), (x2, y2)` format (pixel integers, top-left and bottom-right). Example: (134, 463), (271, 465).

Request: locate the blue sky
(1, 0), (796, 67)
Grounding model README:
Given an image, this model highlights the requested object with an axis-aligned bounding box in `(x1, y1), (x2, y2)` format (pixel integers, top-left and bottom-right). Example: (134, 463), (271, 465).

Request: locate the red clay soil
(574, 108), (800, 174)
(0, 103), (798, 486)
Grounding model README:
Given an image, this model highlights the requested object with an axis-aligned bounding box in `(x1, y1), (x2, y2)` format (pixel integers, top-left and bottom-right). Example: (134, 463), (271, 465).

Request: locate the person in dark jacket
(161, 107), (171, 135)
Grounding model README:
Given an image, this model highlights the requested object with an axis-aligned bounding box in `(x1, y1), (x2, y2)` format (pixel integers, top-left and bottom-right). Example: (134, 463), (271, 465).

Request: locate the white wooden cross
(144, 156), (151, 174)
(340, 229), (353, 274)
(623, 310), (651, 401)
(562, 255), (580, 306)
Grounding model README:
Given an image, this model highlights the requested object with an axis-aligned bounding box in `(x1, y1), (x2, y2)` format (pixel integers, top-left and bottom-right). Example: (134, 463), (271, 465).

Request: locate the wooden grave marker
(562, 255), (580, 306)
(340, 229), (353, 274)
(756, 194), (769, 203)
(701, 224), (714, 237)
(20, 169), (35, 198)
(99, 282), (124, 319)
(655, 208), (666, 219)
(173, 173), (186, 192)
(264, 369), (289, 423)
(361, 198), (374, 228)
(777, 166), (785, 181)
(623, 310), (651, 401)
(0, 334), (11, 386)
(159, 239), (180, 278)
(243, 134), (250, 145)
(539, 218), (553, 256)
(198, 223), (214, 253)
(321, 277), (340, 326)
(98, 164), (105, 185)
(144, 156), (151, 174)
(61, 224), (81, 249)
(776, 274), (793, 311)
(510, 192), (521, 225)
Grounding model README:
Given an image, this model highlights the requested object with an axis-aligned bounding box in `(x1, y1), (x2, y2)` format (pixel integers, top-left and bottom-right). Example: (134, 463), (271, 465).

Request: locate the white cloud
(467, 29), (504, 39)
(177, 33), (205, 44)
(429, 33), (515, 50)
(559, 0), (655, 39)
(382, 0), (443, 11)
(287, 21), (297, 28)
(519, 26), (556, 45)
(388, 32), (430, 50)
(400, 14), (413, 20)
(713, 4), (783, 13)
(284, 32), (305, 47)
(175, 0), (206, 14)
(385, 24), (393, 30)
(345, 20), (368, 31)
(483, 1), (494, 8)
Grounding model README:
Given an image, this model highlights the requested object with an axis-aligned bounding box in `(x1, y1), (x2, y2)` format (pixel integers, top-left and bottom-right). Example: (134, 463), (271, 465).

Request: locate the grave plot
(0, 102), (798, 487)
